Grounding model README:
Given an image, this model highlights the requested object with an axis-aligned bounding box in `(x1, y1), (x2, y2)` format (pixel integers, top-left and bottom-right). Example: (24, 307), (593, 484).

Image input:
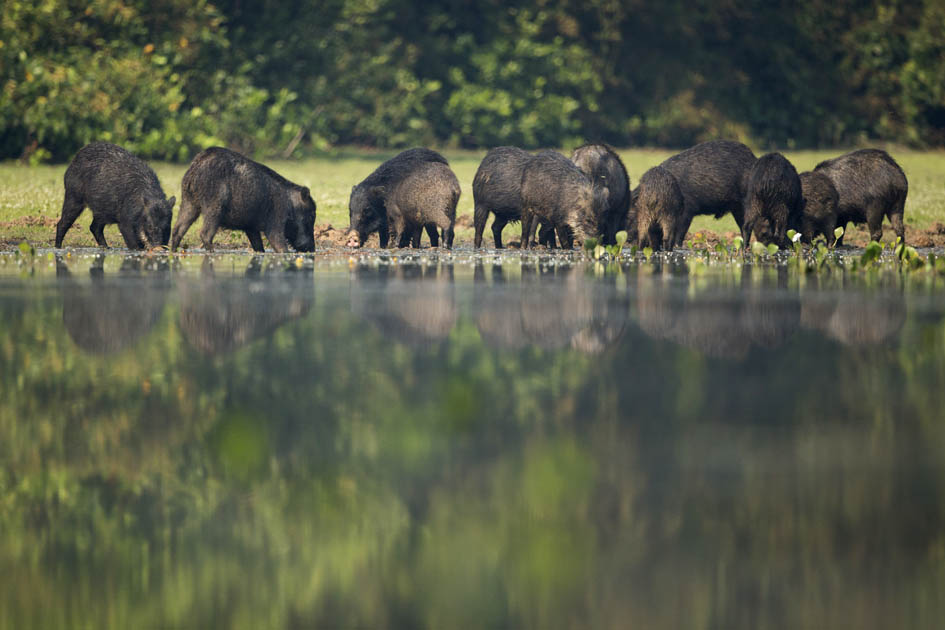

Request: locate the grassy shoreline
(3, 148), (944, 250)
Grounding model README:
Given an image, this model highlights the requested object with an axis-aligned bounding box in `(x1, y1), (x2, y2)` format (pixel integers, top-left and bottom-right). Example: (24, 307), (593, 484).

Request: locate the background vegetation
(2, 0), (945, 162)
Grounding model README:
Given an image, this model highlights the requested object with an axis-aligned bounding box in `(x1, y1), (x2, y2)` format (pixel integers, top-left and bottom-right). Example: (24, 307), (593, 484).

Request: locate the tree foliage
(1, 0), (944, 161)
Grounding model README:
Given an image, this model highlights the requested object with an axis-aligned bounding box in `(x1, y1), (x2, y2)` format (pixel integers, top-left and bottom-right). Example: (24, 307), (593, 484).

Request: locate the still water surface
(1, 250), (944, 629)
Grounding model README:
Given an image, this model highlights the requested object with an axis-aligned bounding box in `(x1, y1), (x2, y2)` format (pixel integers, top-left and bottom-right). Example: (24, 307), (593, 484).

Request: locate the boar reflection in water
(740, 270), (801, 349)
(59, 255), (168, 355)
(178, 257), (312, 354)
(635, 266), (799, 359)
(800, 279), (905, 346)
(474, 264), (628, 353)
(350, 263), (458, 346)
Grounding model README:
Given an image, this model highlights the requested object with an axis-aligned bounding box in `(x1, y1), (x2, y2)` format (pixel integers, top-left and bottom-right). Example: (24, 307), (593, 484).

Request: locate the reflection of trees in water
(800, 276), (905, 346)
(58, 254), (168, 355)
(474, 263), (628, 354)
(634, 265), (799, 359)
(6, 258), (945, 629)
(178, 256), (313, 355)
(350, 261), (458, 347)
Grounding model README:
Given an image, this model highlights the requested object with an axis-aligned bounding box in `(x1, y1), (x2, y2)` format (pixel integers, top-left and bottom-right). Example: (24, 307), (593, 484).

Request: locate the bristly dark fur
(56, 141), (174, 249)
(743, 152), (803, 246)
(359, 148), (449, 188)
(472, 146), (531, 248)
(349, 148), (450, 248)
(171, 146), (316, 253)
(383, 161), (461, 249)
(798, 171), (839, 245)
(659, 140), (757, 246)
(635, 166), (683, 251)
(520, 150), (601, 249)
(570, 143), (631, 245)
(813, 148), (907, 244)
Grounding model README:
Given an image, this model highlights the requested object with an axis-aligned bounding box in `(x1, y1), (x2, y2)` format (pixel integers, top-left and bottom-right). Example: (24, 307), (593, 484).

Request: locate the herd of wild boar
(54, 140), (908, 252)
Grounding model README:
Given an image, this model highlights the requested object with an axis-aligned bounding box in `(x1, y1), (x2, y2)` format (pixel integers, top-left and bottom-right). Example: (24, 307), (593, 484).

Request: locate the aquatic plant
(583, 231), (628, 261)
(16, 241), (34, 259)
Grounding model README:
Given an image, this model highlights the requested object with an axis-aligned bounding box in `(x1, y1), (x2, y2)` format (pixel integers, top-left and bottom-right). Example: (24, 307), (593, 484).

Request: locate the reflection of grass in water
(2, 148), (944, 248)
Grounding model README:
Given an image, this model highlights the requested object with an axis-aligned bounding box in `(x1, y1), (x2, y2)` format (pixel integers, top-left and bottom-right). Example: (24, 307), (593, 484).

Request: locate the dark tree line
(1, 0), (943, 161)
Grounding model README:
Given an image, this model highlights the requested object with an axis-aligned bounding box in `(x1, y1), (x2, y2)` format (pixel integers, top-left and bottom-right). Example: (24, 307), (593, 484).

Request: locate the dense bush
(1, 0), (944, 161)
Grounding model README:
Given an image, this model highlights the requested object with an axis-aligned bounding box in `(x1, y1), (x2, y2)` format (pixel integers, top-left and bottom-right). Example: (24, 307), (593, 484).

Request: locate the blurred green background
(2, 0), (945, 163)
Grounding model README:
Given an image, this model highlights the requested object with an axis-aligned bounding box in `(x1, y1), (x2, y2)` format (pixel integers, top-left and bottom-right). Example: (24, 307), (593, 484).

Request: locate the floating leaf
(860, 241), (882, 267)
(766, 243), (779, 256)
(787, 229), (798, 242)
(615, 231), (628, 248)
(593, 244), (605, 260)
(750, 240), (766, 258)
(733, 236), (744, 251)
(583, 237), (598, 251)
(902, 246), (923, 269)
(17, 241), (35, 257)
(834, 225), (844, 240)
(642, 246), (653, 259)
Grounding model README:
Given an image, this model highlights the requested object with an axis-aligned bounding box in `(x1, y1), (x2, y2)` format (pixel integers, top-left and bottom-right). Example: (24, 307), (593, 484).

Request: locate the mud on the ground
(686, 223), (945, 249)
(0, 215), (59, 229)
(4, 215), (945, 251)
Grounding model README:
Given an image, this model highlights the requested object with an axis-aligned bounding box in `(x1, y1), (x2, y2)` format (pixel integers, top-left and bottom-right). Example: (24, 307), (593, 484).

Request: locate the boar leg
(425, 224), (440, 248)
(474, 204), (488, 248)
(89, 217), (109, 248)
(264, 227), (289, 253)
(867, 209), (884, 244)
(491, 215), (509, 248)
(245, 230), (265, 252)
(170, 198), (200, 251)
(520, 210), (536, 249)
(198, 213), (222, 252)
(118, 220), (145, 249)
(889, 208), (905, 245)
(555, 224), (573, 250)
(56, 193), (85, 248)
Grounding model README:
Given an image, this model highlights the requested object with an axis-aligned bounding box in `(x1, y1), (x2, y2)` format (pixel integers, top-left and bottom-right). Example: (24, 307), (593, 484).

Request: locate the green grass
(2, 148), (944, 249)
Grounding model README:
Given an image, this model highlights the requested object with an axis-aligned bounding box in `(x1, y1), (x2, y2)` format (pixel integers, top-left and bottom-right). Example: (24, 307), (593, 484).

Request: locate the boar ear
(369, 185), (385, 197)
(167, 196), (176, 208)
